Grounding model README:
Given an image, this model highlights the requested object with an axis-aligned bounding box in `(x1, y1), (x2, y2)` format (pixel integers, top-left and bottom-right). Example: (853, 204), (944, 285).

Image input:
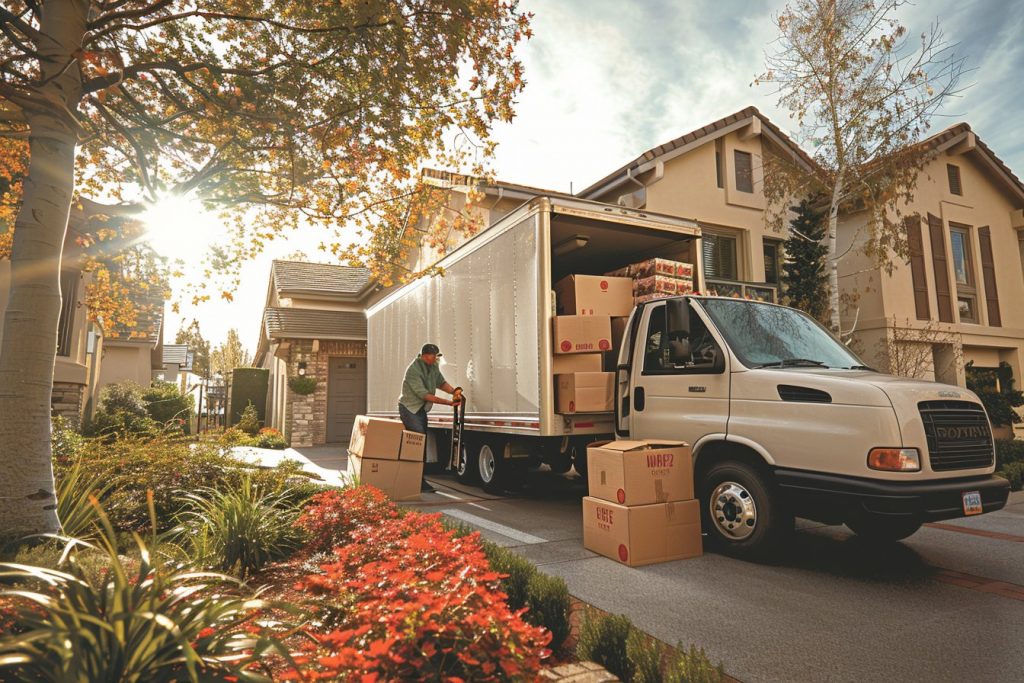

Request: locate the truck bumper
(774, 468), (1011, 523)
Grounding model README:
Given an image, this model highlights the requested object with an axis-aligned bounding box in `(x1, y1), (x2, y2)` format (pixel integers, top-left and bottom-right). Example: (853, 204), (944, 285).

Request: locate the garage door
(326, 356), (367, 443)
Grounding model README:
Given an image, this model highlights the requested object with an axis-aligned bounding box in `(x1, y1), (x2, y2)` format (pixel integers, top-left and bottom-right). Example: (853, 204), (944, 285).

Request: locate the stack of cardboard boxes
(606, 257), (695, 305)
(347, 415), (426, 501)
(582, 440), (702, 566)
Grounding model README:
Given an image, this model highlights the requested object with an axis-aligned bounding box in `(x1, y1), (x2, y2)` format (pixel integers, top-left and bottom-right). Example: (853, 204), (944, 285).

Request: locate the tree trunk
(827, 173), (844, 334)
(0, 1), (88, 536)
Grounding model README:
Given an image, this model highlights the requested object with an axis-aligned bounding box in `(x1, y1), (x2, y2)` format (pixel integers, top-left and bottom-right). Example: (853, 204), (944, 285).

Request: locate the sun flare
(141, 195), (220, 261)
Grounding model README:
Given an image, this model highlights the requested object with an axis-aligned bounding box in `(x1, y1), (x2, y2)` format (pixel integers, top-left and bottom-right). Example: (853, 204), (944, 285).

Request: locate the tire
(571, 439), (590, 479)
(543, 438), (574, 474)
(455, 438), (479, 484)
(846, 515), (922, 543)
(478, 437), (511, 490)
(699, 460), (793, 560)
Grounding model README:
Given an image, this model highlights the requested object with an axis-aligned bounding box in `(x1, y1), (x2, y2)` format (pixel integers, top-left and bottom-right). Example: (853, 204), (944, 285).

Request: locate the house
(254, 260), (374, 446)
(95, 290), (165, 395)
(837, 123), (1024, 437)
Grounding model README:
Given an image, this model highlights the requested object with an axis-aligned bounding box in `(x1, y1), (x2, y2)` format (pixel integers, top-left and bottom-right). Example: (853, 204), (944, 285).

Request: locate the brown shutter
(977, 226), (1001, 327)
(947, 164), (963, 195)
(905, 216), (930, 320)
(927, 213), (954, 323)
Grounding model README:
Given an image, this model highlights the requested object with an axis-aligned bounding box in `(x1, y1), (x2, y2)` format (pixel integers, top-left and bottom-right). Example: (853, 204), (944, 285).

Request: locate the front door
(326, 356), (367, 443)
(629, 301), (730, 442)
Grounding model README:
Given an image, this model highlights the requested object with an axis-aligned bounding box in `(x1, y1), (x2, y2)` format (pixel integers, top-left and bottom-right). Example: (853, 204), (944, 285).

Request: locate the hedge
(229, 367), (269, 427)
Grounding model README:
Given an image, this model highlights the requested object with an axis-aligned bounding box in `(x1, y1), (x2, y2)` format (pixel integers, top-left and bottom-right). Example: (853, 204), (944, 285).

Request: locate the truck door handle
(634, 387), (645, 412)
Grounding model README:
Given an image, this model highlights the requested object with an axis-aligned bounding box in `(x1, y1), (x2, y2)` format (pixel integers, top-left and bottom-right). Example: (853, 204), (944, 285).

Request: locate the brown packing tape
(655, 478), (665, 503)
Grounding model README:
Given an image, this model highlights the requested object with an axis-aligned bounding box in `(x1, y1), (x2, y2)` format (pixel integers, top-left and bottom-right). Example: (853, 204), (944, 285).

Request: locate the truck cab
(616, 295), (1011, 558)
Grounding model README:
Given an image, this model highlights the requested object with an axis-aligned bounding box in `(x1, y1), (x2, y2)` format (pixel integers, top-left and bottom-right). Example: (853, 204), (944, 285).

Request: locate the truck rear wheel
(700, 461), (792, 560)
(478, 437), (511, 490)
(455, 439), (479, 484)
(845, 515), (921, 542)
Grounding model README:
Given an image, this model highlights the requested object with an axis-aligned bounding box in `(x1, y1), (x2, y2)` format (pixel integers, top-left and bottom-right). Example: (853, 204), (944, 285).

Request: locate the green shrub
(231, 367), (269, 425)
(995, 439), (1024, 470)
(143, 381), (194, 433)
(628, 630), (667, 683)
(482, 540), (537, 610)
(524, 571), (571, 651)
(173, 475), (305, 577)
(50, 415), (85, 464)
(0, 497), (291, 682)
(576, 610), (634, 681)
(997, 462), (1024, 491)
(664, 644), (725, 683)
(237, 401), (261, 435)
(288, 375), (317, 395)
(254, 427), (288, 449)
(84, 381), (160, 440)
(55, 458), (112, 540)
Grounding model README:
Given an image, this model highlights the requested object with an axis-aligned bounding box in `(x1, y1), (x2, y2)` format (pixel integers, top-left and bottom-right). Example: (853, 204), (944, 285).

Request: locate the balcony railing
(704, 278), (778, 304)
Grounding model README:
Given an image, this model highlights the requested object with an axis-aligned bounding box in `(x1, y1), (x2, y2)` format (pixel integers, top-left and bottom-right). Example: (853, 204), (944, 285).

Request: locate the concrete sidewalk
(229, 444), (350, 487)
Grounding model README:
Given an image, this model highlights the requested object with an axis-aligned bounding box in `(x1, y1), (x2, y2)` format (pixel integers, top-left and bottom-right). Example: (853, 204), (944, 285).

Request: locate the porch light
(297, 361), (307, 376)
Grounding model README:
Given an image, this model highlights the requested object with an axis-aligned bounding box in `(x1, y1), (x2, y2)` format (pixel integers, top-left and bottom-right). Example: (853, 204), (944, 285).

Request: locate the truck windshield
(698, 298), (863, 369)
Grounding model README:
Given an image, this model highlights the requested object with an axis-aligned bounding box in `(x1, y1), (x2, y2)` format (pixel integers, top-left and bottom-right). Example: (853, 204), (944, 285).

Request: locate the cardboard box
(554, 275), (633, 317)
(583, 497), (702, 566)
(553, 315), (612, 354)
(348, 453), (423, 501)
(399, 430), (426, 461)
(348, 415), (405, 460)
(633, 275), (680, 297)
(552, 352), (604, 374)
(631, 257), (685, 279)
(587, 440), (693, 505)
(556, 372), (614, 414)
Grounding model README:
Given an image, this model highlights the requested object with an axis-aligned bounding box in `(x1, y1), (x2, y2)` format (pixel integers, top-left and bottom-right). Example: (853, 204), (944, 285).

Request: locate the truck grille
(919, 400), (994, 472)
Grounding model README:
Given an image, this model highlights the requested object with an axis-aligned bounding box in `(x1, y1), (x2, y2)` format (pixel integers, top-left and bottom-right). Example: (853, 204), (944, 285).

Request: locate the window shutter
(734, 150), (753, 193)
(905, 216), (930, 320)
(703, 235), (718, 278)
(927, 213), (954, 323)
(977, 226), (1001, 327)
(947, 164), (962, 196)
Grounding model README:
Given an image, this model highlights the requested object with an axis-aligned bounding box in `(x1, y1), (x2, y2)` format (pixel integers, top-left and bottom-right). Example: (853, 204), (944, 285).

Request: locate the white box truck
(368, 196), (1010, 558)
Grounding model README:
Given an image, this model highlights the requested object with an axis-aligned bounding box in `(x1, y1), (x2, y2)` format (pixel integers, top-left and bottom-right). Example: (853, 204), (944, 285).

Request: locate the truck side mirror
(666, 298), (690, 338)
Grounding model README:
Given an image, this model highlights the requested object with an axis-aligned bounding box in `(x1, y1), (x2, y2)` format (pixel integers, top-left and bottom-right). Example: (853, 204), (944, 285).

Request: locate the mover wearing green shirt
(398, 343), (462, 493)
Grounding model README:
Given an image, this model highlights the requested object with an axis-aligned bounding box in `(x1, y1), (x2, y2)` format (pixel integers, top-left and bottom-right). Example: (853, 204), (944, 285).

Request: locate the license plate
(962, 490), (983, 516)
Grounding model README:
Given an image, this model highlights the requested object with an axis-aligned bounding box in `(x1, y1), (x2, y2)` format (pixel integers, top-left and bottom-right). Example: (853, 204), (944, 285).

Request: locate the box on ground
(552, 352), (603, 374)
(557, 372), (614, 414)
(553, 316), (612, 354)
(348, 453), (423, 501)
(554, 275), (633, 317)
(587, 440), (693, 505)
(583, 497), (702, 566)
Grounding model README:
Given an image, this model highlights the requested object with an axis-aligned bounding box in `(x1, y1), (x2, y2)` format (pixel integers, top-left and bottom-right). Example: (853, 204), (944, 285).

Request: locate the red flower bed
(284, 498), (551, 682)
(294, 486), (401, 555)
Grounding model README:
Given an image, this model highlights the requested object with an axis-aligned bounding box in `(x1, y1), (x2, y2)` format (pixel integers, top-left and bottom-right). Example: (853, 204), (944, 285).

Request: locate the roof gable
(271, 260), (371, 298)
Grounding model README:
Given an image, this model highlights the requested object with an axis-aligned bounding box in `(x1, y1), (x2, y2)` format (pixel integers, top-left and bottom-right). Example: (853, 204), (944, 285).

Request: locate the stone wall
(284, 339), (366, 447)
(51, 381), (84, 427)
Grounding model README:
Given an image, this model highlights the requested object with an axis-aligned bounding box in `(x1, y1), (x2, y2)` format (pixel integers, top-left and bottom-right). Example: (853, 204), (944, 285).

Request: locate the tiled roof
(918, 122), (1024, 200)
(162, 344), (189, 366)
(579, 106), (820, 197)
(262, 307), (367, 341)
(271, 260), (371, 297)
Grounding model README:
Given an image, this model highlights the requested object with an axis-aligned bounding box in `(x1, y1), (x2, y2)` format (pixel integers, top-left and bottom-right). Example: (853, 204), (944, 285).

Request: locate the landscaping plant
(524, 571), (572, 652)
(293, 485), (401, 555)
(143, 381), (195, 433)
(664, 644), (725, 683)
(483, 540), (538, 611)
(627, 629), (667, 683)
(576, 610), (634, 681)
(237, 401), (262, 435)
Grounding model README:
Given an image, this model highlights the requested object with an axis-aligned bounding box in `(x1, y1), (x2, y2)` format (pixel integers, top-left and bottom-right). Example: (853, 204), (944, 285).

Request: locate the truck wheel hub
(710, 481), (757, 541)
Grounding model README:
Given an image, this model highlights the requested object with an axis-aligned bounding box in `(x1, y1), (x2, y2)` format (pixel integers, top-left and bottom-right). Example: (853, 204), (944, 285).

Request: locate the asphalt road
(407, 467), (1024, 683)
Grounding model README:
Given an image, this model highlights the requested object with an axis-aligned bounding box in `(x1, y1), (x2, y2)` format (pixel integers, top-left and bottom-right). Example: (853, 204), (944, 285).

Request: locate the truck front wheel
(845, 515), (921, 542)
(455, 439), (479, 484)
(700, 461), (792, 560)
(478, 438), (511, 490)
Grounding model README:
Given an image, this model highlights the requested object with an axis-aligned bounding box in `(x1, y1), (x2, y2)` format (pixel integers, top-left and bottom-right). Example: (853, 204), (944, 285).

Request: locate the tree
(966, 362), (1024, 429)
(0, 1), (530, 535)
(175, 320), (211, 377)
(210, 328), (251, 379)
(757, 0), (966, 333)
(780, 198), (828, 323)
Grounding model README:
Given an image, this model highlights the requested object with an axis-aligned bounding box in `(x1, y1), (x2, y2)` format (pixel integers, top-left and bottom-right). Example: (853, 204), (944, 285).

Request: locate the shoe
(420, 481), (436, 493)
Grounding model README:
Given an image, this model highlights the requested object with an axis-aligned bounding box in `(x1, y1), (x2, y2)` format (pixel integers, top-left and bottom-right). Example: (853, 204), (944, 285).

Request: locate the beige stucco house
(95, 292), (165, 395)
(254, 260), (373, 446)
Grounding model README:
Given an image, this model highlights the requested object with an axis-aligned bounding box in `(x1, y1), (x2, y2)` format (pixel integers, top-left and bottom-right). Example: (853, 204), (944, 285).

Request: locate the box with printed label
(587, 440), (693, 505)
(631, 258), (685, 279)
(552, 352), (604, 374)
(633, 275), (680, 297)
(348, 415), (405, 460)
(582, 497), (702, 566)
(556, 372), (614, 414)
(552, 316), (612, 355)
(554, 275), (633, 317)
(398, 430), (426, 461)
(348, 453), (423, 501)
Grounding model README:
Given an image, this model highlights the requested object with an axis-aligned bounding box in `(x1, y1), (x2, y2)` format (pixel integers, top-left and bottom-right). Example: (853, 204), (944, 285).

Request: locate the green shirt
(399, 356), (447, 414)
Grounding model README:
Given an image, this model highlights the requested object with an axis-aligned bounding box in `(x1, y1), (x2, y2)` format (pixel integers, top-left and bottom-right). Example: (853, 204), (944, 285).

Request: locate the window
(715, 138), (724, 189)
(949, 224), (977, 322)
(56, 270), (78, 357)
(734, 150), (753, 193)
(702, 232), (738, 280)
(763, 239), (782, 284)
(642, 304), (724, 375)
(947, 164), (963, 196)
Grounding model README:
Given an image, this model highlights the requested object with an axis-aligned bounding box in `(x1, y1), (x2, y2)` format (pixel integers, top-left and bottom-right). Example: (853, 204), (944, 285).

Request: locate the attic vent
(777, 385), (832, 403)
(947, 164), (962, 196)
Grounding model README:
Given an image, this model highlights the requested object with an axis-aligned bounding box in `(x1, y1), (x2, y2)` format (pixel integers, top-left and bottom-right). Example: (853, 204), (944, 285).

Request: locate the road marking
(434, 490), (465, 501)
(468, 503), (491, 511)
(440, 508), (548, 545)
(932, 569), (1024, 602)
(924, 522), (1024, 543)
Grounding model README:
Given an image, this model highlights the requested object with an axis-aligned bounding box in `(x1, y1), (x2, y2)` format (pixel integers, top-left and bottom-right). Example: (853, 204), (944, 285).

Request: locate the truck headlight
(867, 448), (921, 472)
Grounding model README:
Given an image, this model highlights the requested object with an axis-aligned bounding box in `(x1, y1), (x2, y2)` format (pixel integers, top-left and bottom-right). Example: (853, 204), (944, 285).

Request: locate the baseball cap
(421, 343), (442, 357)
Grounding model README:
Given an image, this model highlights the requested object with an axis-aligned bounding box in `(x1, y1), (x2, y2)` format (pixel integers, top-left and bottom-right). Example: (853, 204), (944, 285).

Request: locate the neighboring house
(254, 260), (374, 447)
(95, 291), (165, 395)
(156, 343), (192, 384)
(837, 123), (1024, 437)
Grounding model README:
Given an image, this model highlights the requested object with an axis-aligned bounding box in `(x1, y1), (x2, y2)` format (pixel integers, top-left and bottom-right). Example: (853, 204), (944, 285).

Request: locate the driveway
(271, 446), (1024, 683)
